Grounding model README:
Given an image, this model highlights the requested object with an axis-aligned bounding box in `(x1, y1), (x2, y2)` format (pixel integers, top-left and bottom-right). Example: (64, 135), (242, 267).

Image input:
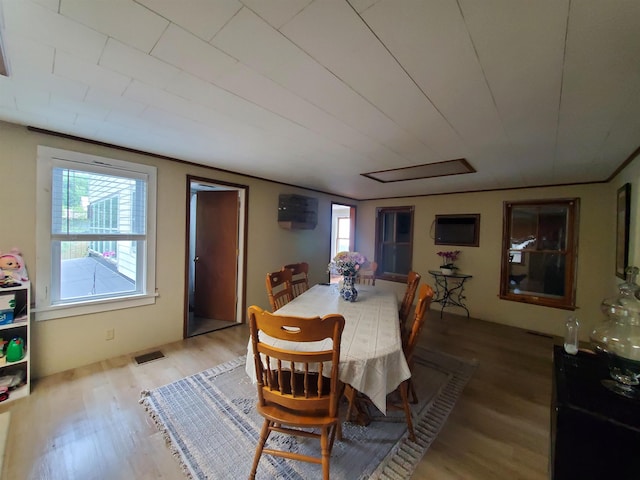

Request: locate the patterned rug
(140, 347), (476, 479)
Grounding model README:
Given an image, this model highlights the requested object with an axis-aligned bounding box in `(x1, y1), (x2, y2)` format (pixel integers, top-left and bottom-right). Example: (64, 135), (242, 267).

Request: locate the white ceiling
(1, 0), (639, 200)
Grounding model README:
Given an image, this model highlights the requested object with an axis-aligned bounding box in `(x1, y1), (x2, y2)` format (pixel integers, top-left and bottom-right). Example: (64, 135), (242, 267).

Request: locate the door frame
(184, 175), (248, 337)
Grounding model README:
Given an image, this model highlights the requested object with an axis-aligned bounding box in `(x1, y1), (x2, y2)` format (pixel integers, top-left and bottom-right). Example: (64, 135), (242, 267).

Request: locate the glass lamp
(590, 266), (640, 398)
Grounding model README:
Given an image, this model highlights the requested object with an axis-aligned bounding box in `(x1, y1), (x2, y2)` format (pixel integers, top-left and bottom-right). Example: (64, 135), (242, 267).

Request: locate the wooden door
(194, 190), (238, 322)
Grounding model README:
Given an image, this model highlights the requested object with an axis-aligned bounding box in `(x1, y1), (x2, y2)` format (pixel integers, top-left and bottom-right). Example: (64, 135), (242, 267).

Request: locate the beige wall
(0, 121), (347, 377)
(3, 119), (637, 378)
(356, 183), (617, 342)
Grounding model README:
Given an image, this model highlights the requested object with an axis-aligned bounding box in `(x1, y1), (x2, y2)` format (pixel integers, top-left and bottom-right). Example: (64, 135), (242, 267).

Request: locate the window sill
(34, 293), (158, 321)
(499, 293), (576, 311)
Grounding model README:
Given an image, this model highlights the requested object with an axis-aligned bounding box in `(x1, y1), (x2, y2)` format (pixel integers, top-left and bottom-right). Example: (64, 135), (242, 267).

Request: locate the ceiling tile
(61, 0), (168, 53)
(281, 0), (461, 159)
(242, 0), (312, 29)
(2, 0), (106, 62)
(361, 0), (507, 152)
(55, 51), (131, 95)
(100, 38), (181, 90)
(557, 0), (640, 165)
(137, 0), (242, 41)
(151, 23), (238, 83)
(2, 31), (54, 75)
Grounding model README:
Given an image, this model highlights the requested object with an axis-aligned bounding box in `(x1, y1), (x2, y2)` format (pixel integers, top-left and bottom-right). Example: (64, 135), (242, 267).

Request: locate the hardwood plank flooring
(0, 311), (555, 479)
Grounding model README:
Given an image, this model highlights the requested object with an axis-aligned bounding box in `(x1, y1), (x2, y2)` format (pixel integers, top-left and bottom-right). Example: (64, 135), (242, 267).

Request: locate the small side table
(428, 270), (472, 318)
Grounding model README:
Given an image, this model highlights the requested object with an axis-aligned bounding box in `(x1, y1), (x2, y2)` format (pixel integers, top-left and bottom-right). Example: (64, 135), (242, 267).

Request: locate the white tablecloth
(245, 284), (411, 414)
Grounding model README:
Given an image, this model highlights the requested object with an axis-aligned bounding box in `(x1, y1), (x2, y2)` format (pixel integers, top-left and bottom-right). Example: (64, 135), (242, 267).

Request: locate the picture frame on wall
(616, 183), (631, 279)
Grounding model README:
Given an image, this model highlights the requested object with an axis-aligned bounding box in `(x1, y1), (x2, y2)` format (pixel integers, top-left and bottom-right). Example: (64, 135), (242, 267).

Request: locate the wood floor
(0, 311), (555, 480)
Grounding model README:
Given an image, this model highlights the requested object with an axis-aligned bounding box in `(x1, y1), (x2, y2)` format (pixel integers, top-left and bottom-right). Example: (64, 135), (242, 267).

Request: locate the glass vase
(590, 266), (640, 398)
(340, 274), (358, 302)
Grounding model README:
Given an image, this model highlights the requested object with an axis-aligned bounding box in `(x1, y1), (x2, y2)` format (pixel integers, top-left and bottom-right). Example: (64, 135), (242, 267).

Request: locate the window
(36, 146), (157, 320)
(500, 199), (579, 309)
(336, 217), (351, 253)
(375, 206), (414, 282)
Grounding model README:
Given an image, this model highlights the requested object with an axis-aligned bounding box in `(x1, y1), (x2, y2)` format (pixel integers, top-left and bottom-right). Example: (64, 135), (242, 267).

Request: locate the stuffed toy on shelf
(0, 249), (29, 285)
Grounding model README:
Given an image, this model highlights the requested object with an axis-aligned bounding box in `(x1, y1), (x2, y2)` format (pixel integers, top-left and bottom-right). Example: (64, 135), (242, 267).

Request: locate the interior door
(194, 190), (238, 322)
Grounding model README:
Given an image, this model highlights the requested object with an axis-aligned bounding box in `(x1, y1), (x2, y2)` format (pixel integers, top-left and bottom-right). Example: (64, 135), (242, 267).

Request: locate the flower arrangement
(437, 250), (461, 268)
(328, 251), (367, 277)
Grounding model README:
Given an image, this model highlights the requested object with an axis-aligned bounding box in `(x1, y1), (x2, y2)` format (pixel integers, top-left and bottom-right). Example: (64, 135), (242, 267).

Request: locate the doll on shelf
(0, 249), (28, 286)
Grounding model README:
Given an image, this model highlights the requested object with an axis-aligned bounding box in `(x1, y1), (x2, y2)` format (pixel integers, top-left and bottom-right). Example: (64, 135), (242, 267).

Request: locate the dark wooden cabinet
(551, 346), (640, 479)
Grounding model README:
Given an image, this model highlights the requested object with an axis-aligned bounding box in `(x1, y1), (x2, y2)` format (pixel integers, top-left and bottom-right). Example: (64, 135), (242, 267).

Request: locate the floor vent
(134, 350), (165, 365)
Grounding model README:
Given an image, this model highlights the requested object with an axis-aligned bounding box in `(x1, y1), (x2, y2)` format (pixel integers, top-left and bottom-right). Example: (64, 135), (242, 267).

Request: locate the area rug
(140, 347), (476, 479)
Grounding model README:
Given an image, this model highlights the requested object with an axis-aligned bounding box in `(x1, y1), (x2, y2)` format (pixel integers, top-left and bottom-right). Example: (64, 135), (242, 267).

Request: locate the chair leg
(399, 381), (416, 442)
(409, 378), (418, 404)
(321, 426), (330, 480)
(249, 419), (272, 479)
(344, 384), (356, 422)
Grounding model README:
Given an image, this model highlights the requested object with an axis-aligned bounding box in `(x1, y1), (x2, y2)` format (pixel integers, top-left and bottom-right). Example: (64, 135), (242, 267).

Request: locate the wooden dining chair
(345, 283), (434, 442)
(398, 270), (421, 337)
(265, 269), (293, 312)
(355, 261), (377, 286)
(282, 262), (310, 298)
(248, 305), (345, 480)
(403, 284), (435, 406)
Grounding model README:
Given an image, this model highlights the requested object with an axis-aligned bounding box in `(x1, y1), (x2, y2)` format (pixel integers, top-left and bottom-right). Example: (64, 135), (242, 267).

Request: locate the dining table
(245, 283), (411, 415)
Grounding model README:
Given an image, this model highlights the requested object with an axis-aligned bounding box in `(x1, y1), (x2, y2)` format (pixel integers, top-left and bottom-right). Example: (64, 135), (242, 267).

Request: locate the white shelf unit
(0, 281), (30, 403)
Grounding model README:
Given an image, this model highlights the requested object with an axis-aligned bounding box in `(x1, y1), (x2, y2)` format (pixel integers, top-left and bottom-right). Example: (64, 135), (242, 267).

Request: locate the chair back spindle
(282, 262), (310, 298)
(265, 269), (293, 312)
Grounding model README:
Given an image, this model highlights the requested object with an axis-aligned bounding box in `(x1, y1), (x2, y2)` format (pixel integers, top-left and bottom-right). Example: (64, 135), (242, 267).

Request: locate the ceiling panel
(151, 23), (238, 83)
(136, 0), (242, 42)
(100, 39), (181, 90)
(241, 0), (312, 29)
(61, 0), (168, 53)
(360, 0), (505, 152)
(459, 0), (567, 164)
(557, 0), (640, 165)
(2, 1), (106, 62)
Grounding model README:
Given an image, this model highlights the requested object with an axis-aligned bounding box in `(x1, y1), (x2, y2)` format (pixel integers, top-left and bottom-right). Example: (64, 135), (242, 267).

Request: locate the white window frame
(35, 146), (157, 321)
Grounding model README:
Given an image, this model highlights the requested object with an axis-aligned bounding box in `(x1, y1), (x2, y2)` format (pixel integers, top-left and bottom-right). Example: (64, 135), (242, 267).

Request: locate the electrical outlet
(105, 328), (115, 341)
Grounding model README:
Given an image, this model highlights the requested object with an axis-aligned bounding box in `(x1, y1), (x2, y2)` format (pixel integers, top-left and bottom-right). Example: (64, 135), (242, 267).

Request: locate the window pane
(380, 244), (396, 273)
(380, 243), (411, 275)
(539, 209), (568, 250)
(508, 252), (565, 298)
(52, 167), (146, 236)
(382, 212), (395, 242)
(55, 240), (141, 303)
(336, 239), (350, 253)
(510, 207), (538, 249)
(337, 217), (350, 238)
(396, 212), (412, 243)
(395, 244), (412, 273)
